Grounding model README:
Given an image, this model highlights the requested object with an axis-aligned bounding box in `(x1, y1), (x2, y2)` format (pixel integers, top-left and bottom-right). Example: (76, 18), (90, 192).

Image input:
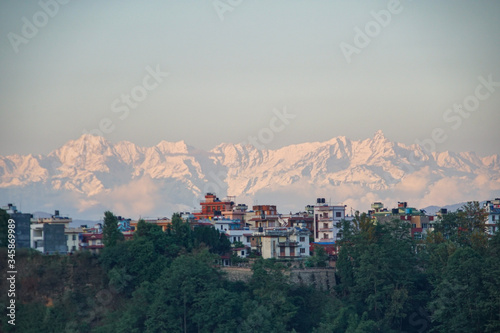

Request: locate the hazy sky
(1, 0), (499, 157)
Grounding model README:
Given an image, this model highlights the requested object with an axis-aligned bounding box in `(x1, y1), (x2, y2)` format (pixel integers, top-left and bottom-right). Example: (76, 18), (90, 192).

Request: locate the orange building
(248, 205), (279, 228)
(193, 193), (236, 220)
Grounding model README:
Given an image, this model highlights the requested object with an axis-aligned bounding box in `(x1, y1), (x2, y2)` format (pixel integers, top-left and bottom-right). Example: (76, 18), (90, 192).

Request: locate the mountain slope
(1, 131), (499, 219)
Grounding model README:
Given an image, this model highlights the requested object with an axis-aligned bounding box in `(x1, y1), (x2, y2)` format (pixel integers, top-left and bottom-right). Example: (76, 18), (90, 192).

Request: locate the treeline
(321, 201), (500, 332)
(1, 203), (500, 332)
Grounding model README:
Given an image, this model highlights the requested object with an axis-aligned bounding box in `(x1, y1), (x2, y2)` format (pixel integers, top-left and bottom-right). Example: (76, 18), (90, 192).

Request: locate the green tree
(102, 211), (123, 248)
(192, 225), (231, 255)
(306, 245), (328, 267)
(433, 202), (488, 247)
(249, 259), (298, 331)
(145, 250), (241, 333)
(335, 219), (427, 332)
(427, 211), (500, 333)
(170, 213), (193, 251)
(430, 247), (489, 332)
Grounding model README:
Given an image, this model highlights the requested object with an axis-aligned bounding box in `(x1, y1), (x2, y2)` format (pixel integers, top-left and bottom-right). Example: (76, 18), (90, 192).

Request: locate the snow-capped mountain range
(1, 131), (499, 220)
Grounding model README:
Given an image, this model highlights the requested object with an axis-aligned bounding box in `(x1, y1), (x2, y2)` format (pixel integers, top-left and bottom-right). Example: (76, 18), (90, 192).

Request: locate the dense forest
(1, 202), (499, 332)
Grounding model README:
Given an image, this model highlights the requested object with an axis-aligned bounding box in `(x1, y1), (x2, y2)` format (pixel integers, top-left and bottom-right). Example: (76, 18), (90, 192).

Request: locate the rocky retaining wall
(221, 267), (336, 291)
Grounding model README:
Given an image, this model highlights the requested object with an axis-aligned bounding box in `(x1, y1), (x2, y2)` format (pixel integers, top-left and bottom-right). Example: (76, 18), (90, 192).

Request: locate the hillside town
(4, 194), (499, 264)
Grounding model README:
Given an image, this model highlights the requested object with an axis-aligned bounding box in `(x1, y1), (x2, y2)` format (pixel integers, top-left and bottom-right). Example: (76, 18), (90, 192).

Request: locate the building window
(323, 223), (328, 229)
(412, 224), (417, 228)
(300, 237), (305, 242)
(72, 235), (77, 240)
(241, 250), (245, 256)
(72, 246), (76, 251)
(336, 212), (341, 218)
(323, 233), (328, 239)
(300, 248), (305, 254)
(493, 215), (496, 221)
(422, 223), (428, 229)
(65, 235), (68, 241)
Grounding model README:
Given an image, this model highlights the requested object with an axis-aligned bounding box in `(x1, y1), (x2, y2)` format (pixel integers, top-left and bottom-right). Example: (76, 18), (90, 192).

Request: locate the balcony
(318, 238), (334, 243)
(319, 228), (333, 232)
(278, 240), (299, 247)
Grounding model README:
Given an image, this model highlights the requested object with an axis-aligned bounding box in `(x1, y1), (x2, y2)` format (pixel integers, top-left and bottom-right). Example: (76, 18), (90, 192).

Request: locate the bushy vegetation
(1, 202), (499, 332)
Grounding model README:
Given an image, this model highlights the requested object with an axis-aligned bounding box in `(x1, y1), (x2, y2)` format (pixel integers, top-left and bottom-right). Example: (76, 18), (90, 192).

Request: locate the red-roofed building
(79, 233), (104, 254)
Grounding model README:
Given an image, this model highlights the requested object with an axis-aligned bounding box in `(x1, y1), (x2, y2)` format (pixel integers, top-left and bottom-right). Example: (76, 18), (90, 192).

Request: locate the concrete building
(253, 227), (310, 259)
(248, 205), (280, 229)
(2, 204), (32, 249)
(484, 198), (500, 235)
(369, 202), (435, 239)
(313, 198), (345, 243)
(43, 224), (68, 254)
(193, 193), (236, 220)
(130, 217), (171, 232)
(282, 212), (314, 234)
(79, 233), (104, 254)
(209, 218), (252, 256)
(180, 212), (195, 222)
(30, 210), (72, 253)
(65, 227), (83, 253)
(117, 217), (133, 232)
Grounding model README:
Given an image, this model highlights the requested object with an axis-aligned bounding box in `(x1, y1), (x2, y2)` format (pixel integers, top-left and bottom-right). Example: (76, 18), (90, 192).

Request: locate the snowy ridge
(0, 131), (499, 219)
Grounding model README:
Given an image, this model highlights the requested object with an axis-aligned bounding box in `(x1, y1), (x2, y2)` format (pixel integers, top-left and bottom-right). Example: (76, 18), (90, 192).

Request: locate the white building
(30, 211), (72, 253)
(313, 198), (345, 243)
(66, 227), (83, 253)
(484, 199), (500, 235)
(201, 218), (252, 257)
(255, 227), (310, 259)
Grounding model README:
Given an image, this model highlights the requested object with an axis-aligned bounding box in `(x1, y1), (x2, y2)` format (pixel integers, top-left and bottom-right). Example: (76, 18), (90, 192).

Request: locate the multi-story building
(313, 198), (345, 243)
(30, 210), (72, 253)
(2, 204), (32, 249)
(248, 205), (279, 228)
(65, 227), (83, 253)
(180, 212), (195, 222)
(79, 232), (104, 254)
(253, 227), (310, 259)
(193, 193), (236, 220)
(130, 217), (171, 232)
(43, 224), (68, 254)
(484, 198), (500, 235)
(283, 212), (314, 234)
(370, 202), (436, 239)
